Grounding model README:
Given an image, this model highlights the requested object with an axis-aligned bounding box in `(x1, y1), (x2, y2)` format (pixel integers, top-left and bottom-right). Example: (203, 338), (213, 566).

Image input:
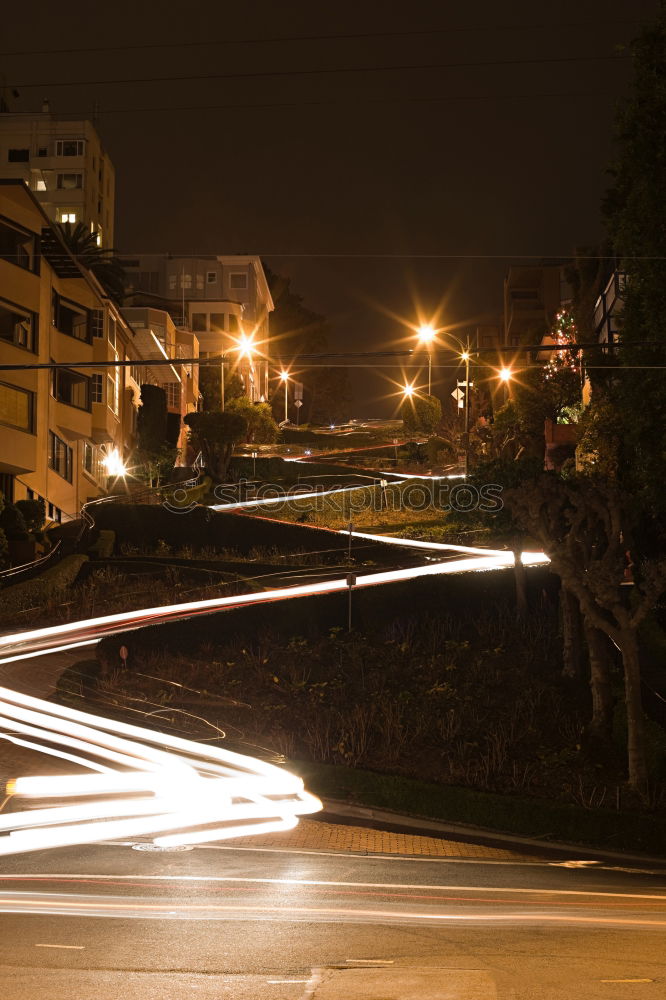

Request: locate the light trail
(0, 502), (547, 857)
(0, 682), (321, 856)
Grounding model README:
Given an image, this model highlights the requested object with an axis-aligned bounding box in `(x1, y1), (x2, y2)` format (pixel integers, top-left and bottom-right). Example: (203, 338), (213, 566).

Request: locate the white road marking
(35, 943), (85, 949)
(3, 873), (664, 900)
(346, 958), (394, 964)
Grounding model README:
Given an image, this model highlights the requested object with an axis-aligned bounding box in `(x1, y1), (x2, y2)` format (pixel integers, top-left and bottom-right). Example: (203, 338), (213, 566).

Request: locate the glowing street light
(417, 324), (436, 395)
(102, 447), (127, 477)
(279, 369), (289, 423)
(499, 367), (513, 382)
(402, 382), (416, 398)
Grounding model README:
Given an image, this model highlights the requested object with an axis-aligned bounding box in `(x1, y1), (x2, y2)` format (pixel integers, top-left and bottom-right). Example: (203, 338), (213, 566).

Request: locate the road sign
(294, 399), (303, 408)
(457, 380), (474, 387)
(451, 387), (464, 402)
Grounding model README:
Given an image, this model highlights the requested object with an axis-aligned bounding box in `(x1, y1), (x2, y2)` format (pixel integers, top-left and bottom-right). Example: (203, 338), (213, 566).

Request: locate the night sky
(1, 0), (660, 413)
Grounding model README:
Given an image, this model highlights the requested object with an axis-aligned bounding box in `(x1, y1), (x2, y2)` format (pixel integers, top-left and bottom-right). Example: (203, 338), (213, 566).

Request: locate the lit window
(58, 211), (77, 224)
(35, 179), (47, 192)
(168, 274), (177, 291)
(180, 273), (192, 289)
(0, 380), (34, 433)
(196, 275), (204, 291)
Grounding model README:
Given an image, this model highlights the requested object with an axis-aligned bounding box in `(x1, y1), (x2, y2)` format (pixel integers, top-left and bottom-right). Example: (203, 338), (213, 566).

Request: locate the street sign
(451, 387), (464, 402)
(457, 381), (474, 387)
(294, 399), (303, 408)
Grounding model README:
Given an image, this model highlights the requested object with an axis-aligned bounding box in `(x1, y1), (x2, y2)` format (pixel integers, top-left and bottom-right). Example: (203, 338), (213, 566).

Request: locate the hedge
(231, 455), (402, 485)
(90, 504), (403, 564)
(0, 554), (88, 614)
(290, 760), (666, 856)
(96, 565), (554, 664)
(162, 475), (213, 509)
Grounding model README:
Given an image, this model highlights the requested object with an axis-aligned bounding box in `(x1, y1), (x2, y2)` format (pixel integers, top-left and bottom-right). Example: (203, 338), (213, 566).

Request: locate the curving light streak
(0, 682), (321, 856)
(0, 513), (547, 856)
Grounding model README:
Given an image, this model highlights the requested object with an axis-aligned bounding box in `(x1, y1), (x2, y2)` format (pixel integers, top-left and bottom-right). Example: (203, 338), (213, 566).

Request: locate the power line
(8, 52), (629, 91)
(0, 90), (622, 119)
(0, 19), (647, 58)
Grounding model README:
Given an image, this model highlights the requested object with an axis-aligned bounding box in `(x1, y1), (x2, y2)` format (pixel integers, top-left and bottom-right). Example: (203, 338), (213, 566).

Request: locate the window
(48, 431), (73, 481)
(55, 139), (84, 157)
(91, 309), (104, 338)
(8, 149), (29, 162)
(0, 219), (36, 272)
(196, 274), (204, 291)
(37, 146), (48, 157)
(129, 364), (143, 385)
(165, 382), (181, 409)
(57, 173), (83, 189)
(91, 373), (104, 403)
(0, 300), (37, 352)
(228, 313), (240, 333)
(168, 274), (177, 291)
(58, 211), (77, 224)
(34, 178), (47, 192)
(0, 381), (34, 433)
(107, 372), (118, 415)
(51, 367), (91, 411)
(180, 273), (192, 289)
(206, 271), (217, 284)
(83, 441), (103, 479)
(191, 313), (207, 332)
(52, 292), (90, 342)
(108, 316), (116, 348)
(210, 313), (226, 333)
(228, 272), (248, 290)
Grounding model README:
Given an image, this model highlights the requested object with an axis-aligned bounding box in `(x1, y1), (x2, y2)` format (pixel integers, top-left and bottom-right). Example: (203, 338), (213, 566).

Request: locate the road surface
(0, 830), (664, 999)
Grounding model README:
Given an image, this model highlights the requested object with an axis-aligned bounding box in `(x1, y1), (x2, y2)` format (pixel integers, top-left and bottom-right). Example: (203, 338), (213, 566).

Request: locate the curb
(318, 797), (666, 868)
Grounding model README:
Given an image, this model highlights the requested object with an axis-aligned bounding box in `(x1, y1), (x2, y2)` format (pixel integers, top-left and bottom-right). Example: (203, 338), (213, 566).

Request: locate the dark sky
(1, 0), (659, 414)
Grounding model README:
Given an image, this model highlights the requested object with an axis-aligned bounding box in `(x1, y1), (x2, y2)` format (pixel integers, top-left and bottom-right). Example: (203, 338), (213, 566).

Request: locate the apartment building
(124, 254), (273, 402)
(0, 180), (134, 521)
(121, 306), (199, 461)
(0, 108), (115, 246)
(503, 263), (572, 348)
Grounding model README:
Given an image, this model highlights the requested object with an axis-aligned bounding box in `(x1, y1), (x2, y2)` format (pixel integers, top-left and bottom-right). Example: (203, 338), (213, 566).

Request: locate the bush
(0, 502), (28, 541)
(14, 498), (46, 534)
(88, 530), (116, 559)
(0, 555), (88, 618)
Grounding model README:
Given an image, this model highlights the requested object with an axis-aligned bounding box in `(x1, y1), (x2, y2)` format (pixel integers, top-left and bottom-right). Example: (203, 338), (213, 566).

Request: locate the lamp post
(279, 370), (289, 422)
(461, 346), (471, 478)
(417, 325), (435, 395)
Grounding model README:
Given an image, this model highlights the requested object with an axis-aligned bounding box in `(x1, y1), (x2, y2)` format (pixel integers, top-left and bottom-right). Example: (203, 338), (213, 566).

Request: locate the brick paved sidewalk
(221, 817), (540, 861)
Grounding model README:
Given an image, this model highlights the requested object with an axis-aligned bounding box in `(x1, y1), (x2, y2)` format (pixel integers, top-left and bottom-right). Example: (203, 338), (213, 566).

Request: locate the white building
(0, 108), (115, 246)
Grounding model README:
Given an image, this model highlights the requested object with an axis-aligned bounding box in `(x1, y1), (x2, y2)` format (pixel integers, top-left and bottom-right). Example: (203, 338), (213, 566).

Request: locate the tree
(401, 393), (441, 436)
(136, 384), (177, 486)
(226, 397), (279, 444)
(184, 411), (248, 481)
(264, 266), (352, 424)
(56, 221), (126, 302)
(505, 474), (666, 788)
(198, 365), (245, 412)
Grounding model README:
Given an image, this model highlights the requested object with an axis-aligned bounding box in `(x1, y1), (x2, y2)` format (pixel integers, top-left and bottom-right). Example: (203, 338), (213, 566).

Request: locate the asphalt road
(0, 836), (664, 999)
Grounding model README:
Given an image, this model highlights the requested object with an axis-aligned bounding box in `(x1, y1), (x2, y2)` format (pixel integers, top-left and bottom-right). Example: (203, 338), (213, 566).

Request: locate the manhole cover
(131, 843), (194, 853)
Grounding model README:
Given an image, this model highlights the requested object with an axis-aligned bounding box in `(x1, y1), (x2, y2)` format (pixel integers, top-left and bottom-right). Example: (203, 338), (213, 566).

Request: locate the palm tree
(56, 221), (126, 303)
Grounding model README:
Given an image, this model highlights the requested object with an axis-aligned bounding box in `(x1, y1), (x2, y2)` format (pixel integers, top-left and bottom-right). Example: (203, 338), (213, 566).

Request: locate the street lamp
(499, 366), (513, 382)
(402, 382), (416, 398)
(279, 369), (289, 423)
(417, 324), (435, 395)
